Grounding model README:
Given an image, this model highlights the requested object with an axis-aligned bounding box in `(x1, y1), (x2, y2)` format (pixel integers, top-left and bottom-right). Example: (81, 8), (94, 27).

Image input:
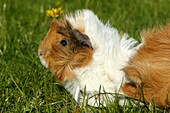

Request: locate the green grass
(0, 0), (170, 112)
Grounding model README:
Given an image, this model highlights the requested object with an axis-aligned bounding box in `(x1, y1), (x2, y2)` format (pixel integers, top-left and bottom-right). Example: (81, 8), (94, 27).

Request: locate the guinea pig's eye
(60, 39), (68, 47)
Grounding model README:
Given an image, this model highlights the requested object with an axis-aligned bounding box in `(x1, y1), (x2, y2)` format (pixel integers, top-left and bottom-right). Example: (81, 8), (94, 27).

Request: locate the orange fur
(38, 20), (93, 82)
(122, 24), (170, 107)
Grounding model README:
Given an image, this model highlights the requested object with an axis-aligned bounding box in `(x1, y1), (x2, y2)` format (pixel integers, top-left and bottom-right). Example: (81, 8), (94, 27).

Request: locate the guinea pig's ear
(73, 29), (93, 49)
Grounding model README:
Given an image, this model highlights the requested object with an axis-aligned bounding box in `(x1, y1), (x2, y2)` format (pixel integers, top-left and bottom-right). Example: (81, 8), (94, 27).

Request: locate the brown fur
(38, 20), (93, 82)
(122, 24), (170, 107)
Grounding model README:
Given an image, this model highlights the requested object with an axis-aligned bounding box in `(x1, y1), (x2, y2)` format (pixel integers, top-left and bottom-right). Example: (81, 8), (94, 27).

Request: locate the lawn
(0, 0), (170, 112)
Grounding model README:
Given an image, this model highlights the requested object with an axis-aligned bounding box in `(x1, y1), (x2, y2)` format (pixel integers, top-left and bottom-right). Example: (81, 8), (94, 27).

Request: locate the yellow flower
(46, 7), (64, 19)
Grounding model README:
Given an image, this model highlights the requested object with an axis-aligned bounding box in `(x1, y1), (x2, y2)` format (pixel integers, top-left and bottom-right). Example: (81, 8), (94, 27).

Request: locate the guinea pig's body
(39, 10), (137, 106)
(122, 25), (170, 107)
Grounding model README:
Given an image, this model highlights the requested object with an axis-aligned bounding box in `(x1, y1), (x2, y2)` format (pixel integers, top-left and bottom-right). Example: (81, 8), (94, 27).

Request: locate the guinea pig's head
(38, 20), (93, 82)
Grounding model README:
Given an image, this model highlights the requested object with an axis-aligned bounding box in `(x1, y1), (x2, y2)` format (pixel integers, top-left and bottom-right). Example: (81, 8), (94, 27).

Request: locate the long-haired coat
(122, 24), (170, 107)
(38, 10), (137, 106)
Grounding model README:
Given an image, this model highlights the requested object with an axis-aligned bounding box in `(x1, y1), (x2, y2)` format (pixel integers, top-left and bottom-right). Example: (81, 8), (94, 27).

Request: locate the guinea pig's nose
(39, 52), (43, 56)
(38, 49), (46, 56)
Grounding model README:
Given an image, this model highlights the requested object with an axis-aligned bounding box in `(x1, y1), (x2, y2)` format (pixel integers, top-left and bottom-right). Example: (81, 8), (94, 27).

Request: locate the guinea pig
(122, 24), (170, 107)
(38, 9), (137, 107)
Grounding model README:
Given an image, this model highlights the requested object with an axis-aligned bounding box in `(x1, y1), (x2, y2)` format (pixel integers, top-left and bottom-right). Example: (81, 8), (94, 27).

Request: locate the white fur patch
(39, 56), (48, 68)
(63, 9), (138, 107)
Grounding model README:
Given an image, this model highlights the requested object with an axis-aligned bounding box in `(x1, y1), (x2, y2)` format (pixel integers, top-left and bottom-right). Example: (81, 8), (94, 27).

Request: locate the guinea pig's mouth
(39, 55), (49, 68)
